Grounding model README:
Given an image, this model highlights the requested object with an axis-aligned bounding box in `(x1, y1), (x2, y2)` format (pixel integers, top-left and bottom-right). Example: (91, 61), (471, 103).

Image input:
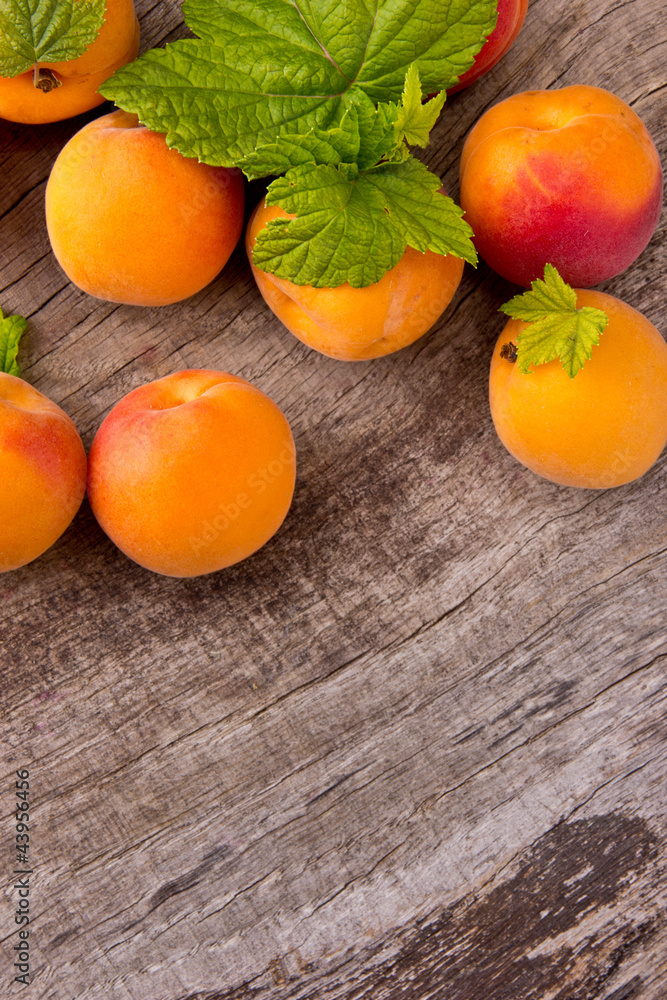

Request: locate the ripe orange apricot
(246, 199), (465, 361)
(45, 110), (245, 306)
(489, 290), (667, 488)
(87, 370), (297, 577)
(460, 85), (663, 287)
(0, 374), (87, 572)
(0, 0), (140, 125)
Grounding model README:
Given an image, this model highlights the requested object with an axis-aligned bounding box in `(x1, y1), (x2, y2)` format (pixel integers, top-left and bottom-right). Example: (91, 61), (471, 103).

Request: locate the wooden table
(2, 1), (666, 997)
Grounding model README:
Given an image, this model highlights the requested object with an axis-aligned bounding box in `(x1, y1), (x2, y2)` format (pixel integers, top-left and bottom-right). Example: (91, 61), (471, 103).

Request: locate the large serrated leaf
(101, 0), (498, 165)
(100, 39), (345, 165)
(365, 157), (477, 263)
(253, 162), (407, 287)
(252, 155), (476, 288)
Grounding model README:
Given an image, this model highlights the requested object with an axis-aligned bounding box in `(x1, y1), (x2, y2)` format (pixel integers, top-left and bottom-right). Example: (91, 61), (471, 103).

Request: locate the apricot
(460, 85), (663, 287)
(87, 370), (297, 577)
(489, 290), (667, 488)
(246, 199), (465, 361)
(0, 0), (140, 125)
(0, 374), (87, 572)
(448, 0), (529, 94)
(45, 111), (245, 306)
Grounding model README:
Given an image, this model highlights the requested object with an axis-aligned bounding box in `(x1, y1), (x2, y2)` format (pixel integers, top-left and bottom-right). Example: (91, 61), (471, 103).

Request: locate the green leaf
(245, 65), (473, 288)
(252, 156), (476, 288)
(254, 163), (406, 287)
(395, 63), (446, 148)
(346, 90), (403, 170)
(500, 265), (609, 379)
(100, 0), (498, 166)
(0, 309), (27, 377)
(239, 88), (403, 181)
(365, 156), (476, 261)
(0, 0), (106, 79)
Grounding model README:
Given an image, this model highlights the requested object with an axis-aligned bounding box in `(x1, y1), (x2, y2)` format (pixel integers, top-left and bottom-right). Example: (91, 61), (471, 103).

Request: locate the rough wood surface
(2, 1), (666, 998)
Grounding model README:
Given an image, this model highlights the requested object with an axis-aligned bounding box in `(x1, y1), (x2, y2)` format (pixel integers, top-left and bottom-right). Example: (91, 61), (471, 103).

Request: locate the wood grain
(2, 1), (666, 998)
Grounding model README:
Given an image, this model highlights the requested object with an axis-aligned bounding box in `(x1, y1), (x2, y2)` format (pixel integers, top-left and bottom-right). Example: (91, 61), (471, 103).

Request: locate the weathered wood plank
(2, 0), (666, 997)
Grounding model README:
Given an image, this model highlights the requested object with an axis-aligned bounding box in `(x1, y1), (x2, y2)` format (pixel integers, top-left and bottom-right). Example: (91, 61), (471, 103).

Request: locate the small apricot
(0, 374), (87, 571)
(87, 370), (297, 577)
(0, 0), (140, 125)
(45, 111), (245, 306)
(246, 199), (465, 361)
(489, 290), (667, 488)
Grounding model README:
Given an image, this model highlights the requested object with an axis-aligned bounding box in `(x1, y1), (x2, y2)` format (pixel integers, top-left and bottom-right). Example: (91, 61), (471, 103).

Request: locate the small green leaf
(395, 64), (446, 148)
(239, 90), (398, 181)
(253, 156), (476, 288)
(0, 309), (28, 377)
(501, 263), (579, 321)
(0, 0), (106, 79)
(345, 90), (401, 171)
(500, 265), (609, 378)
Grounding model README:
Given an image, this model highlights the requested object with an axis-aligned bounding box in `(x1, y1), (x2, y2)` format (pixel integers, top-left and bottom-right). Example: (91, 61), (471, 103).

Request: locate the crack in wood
(120, 846), (232, 933)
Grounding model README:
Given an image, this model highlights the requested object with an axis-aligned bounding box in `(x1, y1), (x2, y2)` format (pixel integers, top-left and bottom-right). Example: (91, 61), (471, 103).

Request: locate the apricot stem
(33, 66), (62, 92)
(500, 342), (518, 362)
